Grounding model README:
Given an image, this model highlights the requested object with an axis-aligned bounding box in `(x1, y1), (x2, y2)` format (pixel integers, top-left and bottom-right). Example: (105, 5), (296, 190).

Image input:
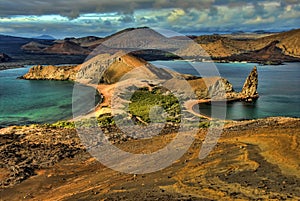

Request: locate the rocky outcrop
(241, 66), (259, 100)
(208, 78), (234, 98)
(225, 66), (259, 102)
(190, 67), (259, 102)
(188, 77), (234, 99)
(0, 53), (11, 62)
(20, 65), (79, 81)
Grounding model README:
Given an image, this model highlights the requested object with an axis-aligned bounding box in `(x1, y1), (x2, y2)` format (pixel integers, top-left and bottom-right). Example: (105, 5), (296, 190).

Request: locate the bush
(128, 88), (181, 124)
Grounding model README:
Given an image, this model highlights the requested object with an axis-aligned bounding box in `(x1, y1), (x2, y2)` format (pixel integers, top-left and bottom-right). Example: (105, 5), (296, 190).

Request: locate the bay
(0, 66), (98, 127)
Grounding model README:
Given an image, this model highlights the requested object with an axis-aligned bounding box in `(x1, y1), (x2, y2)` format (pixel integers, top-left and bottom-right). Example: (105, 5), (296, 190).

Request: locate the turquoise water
(151, 61), (300, 120)
(0, 67), (99, 127)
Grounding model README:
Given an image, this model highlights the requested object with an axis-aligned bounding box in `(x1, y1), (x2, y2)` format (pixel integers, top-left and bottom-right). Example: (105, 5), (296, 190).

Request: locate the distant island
(0, 27), (300, 70)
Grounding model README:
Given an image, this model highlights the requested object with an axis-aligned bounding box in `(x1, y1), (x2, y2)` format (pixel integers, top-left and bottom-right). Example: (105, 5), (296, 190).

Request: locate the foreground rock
(0, 117), (299, 200)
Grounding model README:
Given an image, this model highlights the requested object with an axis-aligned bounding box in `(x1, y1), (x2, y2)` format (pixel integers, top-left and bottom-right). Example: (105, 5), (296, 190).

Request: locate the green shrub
(128, 88), (181, 123)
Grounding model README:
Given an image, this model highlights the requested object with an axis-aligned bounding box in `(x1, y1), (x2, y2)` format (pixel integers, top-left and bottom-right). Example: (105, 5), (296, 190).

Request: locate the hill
(43, 41), (90, 55)
(80, 27), (300, 62)
(228, 40), (299, 64)
(1, 27), (300, 70)
(21, 41), (50, 53)
(0, 35), (87, 69)
(193, 28), (300, 61)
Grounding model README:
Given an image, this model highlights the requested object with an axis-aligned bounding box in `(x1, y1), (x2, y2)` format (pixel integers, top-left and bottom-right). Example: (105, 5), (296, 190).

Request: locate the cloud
(0, 0), (299, 37)
(0, 0), (210, 18)
(118, 15), (135, 23)
(167, 9), (185, 22)
(244, 16), (276, 25)
(0, 0), (298, 19)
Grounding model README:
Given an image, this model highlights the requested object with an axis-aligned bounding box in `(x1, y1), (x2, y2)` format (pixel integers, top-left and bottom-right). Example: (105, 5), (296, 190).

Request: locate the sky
(0, 0), (299, 38)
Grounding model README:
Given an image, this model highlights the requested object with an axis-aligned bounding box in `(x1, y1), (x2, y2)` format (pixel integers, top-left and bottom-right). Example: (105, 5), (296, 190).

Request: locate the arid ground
(0, 117), (299, 200)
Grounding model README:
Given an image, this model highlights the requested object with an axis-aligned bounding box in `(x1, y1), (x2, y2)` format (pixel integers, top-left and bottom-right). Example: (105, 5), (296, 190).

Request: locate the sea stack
(241, 66), (259, 102)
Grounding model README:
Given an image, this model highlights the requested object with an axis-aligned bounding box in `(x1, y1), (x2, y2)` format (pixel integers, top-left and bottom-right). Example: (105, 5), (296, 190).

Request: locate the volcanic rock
(241, 66), (259, 101)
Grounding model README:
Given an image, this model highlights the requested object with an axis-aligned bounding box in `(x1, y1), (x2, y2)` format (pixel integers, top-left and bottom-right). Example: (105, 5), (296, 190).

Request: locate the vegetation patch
(128, 87), (181, 124)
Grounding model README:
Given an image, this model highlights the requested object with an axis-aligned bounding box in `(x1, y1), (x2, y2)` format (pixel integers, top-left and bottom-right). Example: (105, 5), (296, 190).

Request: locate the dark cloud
(0, 0), (298, 19)
(0, 0), (299, 38)
(0, 0), (214, 18)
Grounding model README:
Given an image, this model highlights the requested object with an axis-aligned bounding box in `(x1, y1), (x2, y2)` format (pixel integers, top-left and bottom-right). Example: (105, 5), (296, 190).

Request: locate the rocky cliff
(20, 65), (79, 81)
